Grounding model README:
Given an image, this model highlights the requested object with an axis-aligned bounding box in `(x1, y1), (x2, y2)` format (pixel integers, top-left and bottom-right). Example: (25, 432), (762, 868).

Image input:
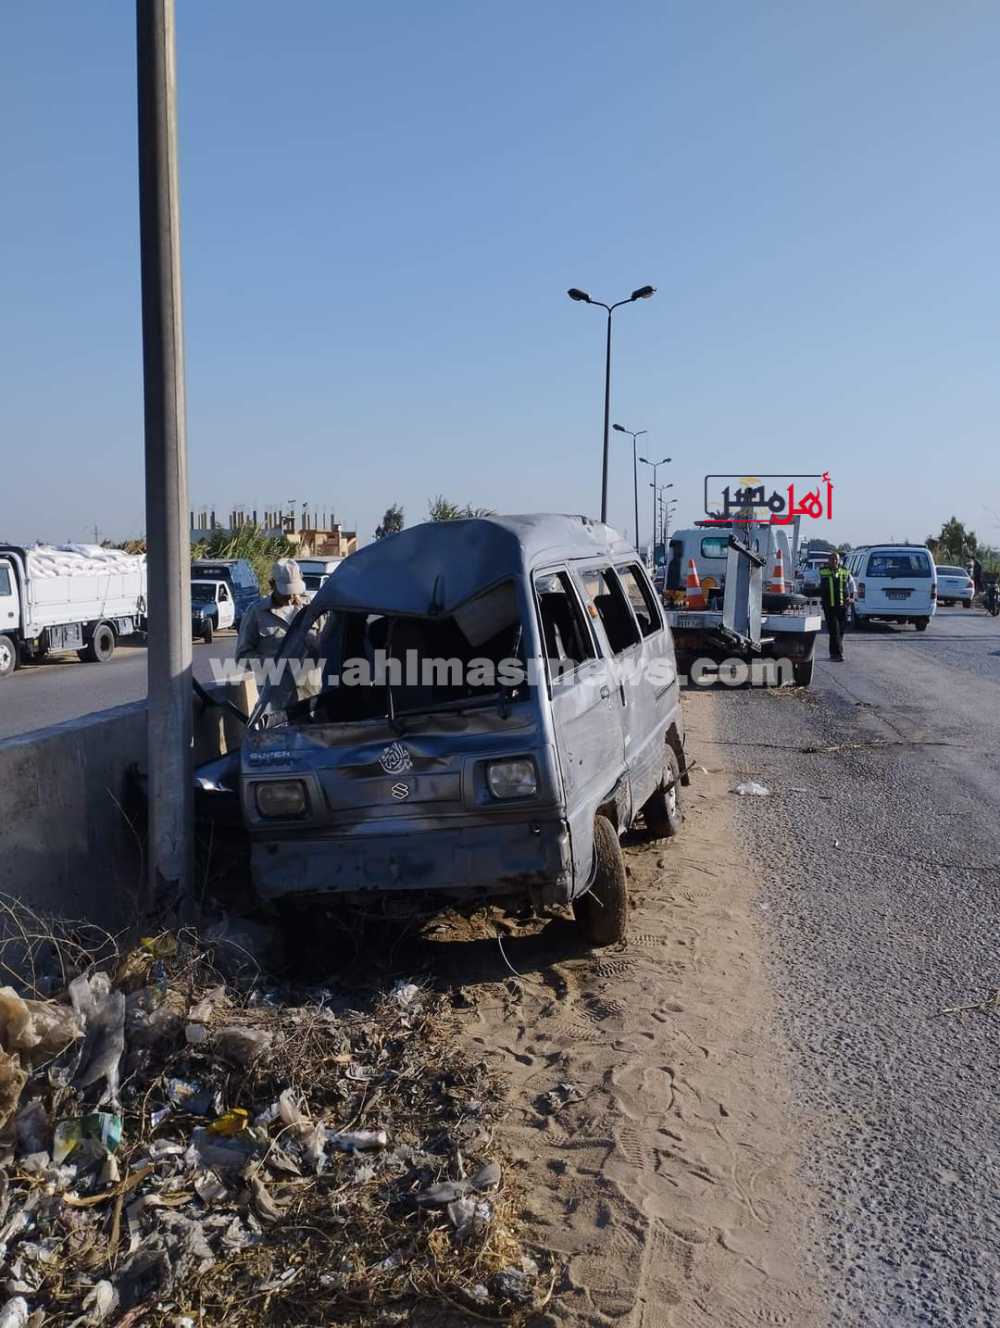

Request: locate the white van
(297, 558), (343, 602)
(846, 545), (937, 631)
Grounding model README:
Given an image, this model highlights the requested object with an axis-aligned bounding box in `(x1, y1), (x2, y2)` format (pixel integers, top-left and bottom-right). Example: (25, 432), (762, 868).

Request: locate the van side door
(614, 561), (677, 808)
(575, 565), (644, 820)
(533, 568), (626, 875)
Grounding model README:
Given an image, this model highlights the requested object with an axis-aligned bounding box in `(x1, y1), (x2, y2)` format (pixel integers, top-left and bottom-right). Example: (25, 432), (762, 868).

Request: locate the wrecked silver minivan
(237, 515), (687, 946)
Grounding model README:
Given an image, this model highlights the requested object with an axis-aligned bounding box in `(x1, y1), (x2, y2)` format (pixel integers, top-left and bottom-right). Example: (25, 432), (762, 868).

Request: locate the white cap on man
(271, 558), (305, 597)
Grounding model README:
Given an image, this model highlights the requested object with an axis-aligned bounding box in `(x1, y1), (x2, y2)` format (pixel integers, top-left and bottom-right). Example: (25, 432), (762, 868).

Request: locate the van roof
(308, 514), (632, 617)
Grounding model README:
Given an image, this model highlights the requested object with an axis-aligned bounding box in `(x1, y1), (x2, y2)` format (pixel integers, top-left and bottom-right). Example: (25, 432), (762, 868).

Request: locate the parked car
(202, 515), (688, 947)
(297, 557), (343, 602)
(190, 559), (259, 642)
(934, 565), (975, 608)
(797, 555), (829, 594)
(845, 545), (937, 630)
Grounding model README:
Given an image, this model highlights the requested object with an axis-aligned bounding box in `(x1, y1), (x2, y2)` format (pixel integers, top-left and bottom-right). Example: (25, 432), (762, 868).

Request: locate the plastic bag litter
(216, 1026), (273, 1066)
(185, 1127), (262, 1172)
(70, 1279), (118, 1326)
(15, 1100), (48, 1157)
(0, 1053), (28, 1132)
(125, 987), (186, 1051)
(0, 988), (82, 1061)
(0, 1298), (29, 1328)
(392, 981), (422, 1009)
(188, 986), (226, 1024)
(731, 780), (771, 797)
(193, 1172), (228, 1205)
(184, 1023), (209, 1046)
(69, 975), (125, 1106)
(416, 1160), (500, 1206)
(493, 1268), (534, 1304)
(207, 1109), (248, 1137)
(53, 1113), (122, 1165)
(250, 1175), (284, 1223)
(326, 1128), (388, 1153)
(165, 1079), (217, 1117)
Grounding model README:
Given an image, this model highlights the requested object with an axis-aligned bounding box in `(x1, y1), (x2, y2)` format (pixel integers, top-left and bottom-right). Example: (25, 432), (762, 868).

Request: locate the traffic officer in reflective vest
(819, 551), (852, 661)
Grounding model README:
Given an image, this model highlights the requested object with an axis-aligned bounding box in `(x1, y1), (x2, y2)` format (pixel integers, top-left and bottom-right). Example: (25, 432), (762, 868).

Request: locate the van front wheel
(573, 815), (628, 947)
(915, 618), (929, 632)
(642, 748), (683, 838)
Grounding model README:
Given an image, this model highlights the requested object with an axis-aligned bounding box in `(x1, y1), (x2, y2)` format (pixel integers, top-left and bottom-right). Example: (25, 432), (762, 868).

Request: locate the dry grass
(0, 898), (545, 1327)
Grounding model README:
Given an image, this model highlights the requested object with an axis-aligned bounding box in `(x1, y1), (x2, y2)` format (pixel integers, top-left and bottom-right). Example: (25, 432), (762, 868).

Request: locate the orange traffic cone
(766, 546), (786, 595)
(685, 558), (707, 609)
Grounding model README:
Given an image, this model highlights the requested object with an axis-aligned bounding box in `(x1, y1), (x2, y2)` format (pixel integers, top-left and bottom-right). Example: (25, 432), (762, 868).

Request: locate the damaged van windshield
(256, 579), (529, 725)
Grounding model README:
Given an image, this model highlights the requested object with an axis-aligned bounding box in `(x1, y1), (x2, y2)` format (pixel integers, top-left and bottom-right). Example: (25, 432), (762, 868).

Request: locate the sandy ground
(431, 691), (822, 1327)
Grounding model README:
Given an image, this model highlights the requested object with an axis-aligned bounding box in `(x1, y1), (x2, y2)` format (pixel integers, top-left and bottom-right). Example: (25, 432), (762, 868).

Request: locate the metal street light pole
(613, 424), (646, 551)
(568, 286), (655, 523)
(654, 483), (675, 548)
(136, 0), (193, 918)
(639, 455), (670, 560)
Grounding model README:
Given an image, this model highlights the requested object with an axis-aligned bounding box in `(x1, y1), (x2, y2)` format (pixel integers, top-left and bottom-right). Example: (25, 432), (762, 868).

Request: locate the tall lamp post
(663, 497), (678, 543)
(639, 455), (670, 558)
(653, 482), (674, 550)
(613, 424), (646, 551)
(567, 285), (655, 523)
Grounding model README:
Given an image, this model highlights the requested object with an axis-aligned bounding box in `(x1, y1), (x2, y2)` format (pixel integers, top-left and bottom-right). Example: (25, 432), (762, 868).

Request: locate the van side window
(616, 564), (661, 638)
(534, 572), (595, 671)
(0, 568), (11, 597)
(579, 568), (641, 654)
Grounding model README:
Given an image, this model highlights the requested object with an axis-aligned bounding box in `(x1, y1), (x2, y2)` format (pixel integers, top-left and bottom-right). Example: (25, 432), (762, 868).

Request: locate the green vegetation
(374, 503), (405, 540)
(428, 496), (494, 521)
(191, 524), (295, 590)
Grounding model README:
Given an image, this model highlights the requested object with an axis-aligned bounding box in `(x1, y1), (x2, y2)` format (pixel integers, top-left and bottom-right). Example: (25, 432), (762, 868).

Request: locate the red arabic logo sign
(703, 473), (833, 526)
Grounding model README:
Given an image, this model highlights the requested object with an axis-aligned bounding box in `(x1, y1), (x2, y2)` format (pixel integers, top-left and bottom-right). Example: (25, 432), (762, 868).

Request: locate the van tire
(642, 748), (683, 838)
(81, 623), (116, 664)
(793, 656), (815, 687)
(202, 619), (214, 645)
(0, 636), (17, 679)
(573, 816), (628, 947)
(915, 618), (929, 631)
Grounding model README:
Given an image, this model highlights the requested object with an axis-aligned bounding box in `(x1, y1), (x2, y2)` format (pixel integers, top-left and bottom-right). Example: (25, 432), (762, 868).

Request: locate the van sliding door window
(616, 564), (662, 638)
(579, 568), (641, 655)
(534, 572), (595, 674)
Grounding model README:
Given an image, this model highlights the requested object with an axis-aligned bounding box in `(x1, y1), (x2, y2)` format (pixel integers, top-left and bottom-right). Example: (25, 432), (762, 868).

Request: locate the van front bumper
(251, 818), (574, 905)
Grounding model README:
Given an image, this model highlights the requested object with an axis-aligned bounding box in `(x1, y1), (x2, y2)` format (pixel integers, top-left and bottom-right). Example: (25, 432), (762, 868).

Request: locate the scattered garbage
(731, 780), (771, 797)
(0, 898), (543, 1325)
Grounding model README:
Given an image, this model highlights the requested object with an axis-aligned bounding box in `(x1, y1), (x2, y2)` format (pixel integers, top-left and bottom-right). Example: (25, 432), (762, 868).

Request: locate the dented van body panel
(239, 515), (685, 909)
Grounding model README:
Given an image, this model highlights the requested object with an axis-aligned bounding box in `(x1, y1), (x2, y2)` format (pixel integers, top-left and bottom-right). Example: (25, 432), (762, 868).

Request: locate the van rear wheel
(915, 618), (929, 632)
(573, 815), (628, 947)
(642, 749), (683, 838)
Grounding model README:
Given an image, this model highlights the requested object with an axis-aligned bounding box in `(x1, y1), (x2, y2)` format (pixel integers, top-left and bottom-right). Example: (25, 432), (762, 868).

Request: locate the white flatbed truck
(664, 524), (823, 687)
(0, 544), (147, 679)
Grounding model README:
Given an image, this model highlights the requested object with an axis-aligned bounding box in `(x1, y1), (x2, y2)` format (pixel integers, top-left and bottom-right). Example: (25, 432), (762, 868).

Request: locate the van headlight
(487, 759), (537, 800)
(255, 780), (307, 818)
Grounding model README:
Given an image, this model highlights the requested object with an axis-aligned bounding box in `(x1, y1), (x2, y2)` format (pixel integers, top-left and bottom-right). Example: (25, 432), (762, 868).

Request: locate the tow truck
(663, 520), (823, 687)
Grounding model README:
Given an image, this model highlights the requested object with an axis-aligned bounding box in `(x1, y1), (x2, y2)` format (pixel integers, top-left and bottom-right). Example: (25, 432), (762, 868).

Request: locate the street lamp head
(567, 288), (591, 303)
(612, 423), (626, 433)
(638, 456), (650, 465)
(630, 285), (656, 301)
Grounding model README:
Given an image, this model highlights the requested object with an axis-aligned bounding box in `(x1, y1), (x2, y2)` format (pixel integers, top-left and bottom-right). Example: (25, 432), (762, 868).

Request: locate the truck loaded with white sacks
(662, 520), (823, 687)
(0, 544), (147, 679)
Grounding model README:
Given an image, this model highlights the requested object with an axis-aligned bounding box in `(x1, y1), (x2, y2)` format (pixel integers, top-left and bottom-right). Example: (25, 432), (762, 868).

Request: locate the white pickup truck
(0, 544), (147, 679)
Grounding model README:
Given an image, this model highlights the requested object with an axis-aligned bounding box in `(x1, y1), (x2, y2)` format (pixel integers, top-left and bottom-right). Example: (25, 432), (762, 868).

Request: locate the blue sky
(3, 1), (999, 551)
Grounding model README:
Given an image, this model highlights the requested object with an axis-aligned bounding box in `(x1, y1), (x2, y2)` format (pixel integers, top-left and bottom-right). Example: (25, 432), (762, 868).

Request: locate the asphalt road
(0, 636), (238, 740)
(698, 606), (1000, 1325)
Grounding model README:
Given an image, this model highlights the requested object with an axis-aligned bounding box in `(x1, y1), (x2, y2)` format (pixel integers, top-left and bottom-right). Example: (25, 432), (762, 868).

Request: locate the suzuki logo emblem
(391, 782), (410, 801)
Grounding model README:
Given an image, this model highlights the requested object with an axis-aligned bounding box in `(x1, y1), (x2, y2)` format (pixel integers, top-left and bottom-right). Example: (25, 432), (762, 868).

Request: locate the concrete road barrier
(0, 678), (256, 928)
